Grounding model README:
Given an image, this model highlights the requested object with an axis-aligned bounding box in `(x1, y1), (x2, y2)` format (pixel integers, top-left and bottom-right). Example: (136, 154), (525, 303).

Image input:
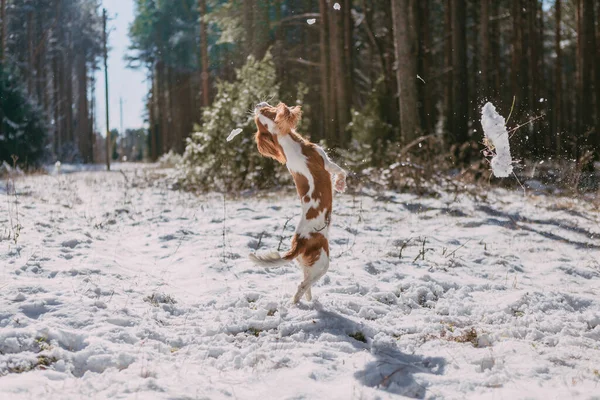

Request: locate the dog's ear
(275, 103), (289, 118)
(289, 106), (302, 126)
(275, 103), (302, 130)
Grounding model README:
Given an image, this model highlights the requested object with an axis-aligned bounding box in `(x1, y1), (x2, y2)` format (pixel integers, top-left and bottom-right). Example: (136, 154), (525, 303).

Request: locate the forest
(3, 2), (600, 398)
(0, 0), (599, 189)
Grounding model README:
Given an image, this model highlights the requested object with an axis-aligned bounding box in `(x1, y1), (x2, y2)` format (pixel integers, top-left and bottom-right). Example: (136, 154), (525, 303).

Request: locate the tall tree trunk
(77, 54), (91, 162)
(198, 0), (210, 108)
(468, 1), (479, 128)
(65, 32), (74, 144)
(327, 1), (338, 145)
(329, 0), (350, 146)
(343, 0), (353, 108)
(318, 0), (332, 141)
(27, 11), (34, 95)
(527, 0), (540, 155)
(90, 66), (96, 147)
(480, 0), (490, 100)
(165, 66), (175, 152)
(444, 0), (453, 143)
(575, 0), (582, 158)
(418, 0), (432, 132)
(490, 0), (501, 101)
(391, 0), (421, 144)
(594, 0), (600, 150)
(511, 0), (523, 118)
(528, 0), (538, 114)
(35, 11), (44, 106)
(253, 0), (270, 59)
(155, 61), (166, 156)
(580, 0), (597, 153)
(0, 0), (6, 143)
(243, 0), (254, 58)
(53, 54), (62, 155)
(451, 0), (468, 146)
(0, 0), (5, 63)
(554, 0), (563, 156)
(148, 84), (156, 160)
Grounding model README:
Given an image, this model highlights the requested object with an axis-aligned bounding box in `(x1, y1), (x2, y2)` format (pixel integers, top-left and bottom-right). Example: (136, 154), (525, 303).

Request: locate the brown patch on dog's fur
(259, 106), (278, 122)
(305, 208), (319, 219)
(284, 233), (329, 266)
(291, 172), (310, 197)
(255, 118), (286, 164)
(302, 142), (332, 222)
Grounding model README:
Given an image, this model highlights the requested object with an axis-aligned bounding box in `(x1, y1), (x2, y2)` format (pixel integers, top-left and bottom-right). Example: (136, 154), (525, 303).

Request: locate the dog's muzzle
(255, 102), (270, 110)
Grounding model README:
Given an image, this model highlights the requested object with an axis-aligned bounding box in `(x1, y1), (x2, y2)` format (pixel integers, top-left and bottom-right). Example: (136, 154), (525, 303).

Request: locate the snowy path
(1, 166), (600, 399)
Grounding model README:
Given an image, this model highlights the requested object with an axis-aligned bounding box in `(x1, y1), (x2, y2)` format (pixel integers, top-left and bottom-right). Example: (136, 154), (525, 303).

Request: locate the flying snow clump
(227, 128), (244, 142)
(481, 102), (513, 178)
(307, 18), (316, 25)
(333, 3), (341, 10)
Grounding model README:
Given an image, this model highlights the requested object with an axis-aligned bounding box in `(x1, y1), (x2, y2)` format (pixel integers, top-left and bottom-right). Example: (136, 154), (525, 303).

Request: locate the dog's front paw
(334, 176), (346, 193)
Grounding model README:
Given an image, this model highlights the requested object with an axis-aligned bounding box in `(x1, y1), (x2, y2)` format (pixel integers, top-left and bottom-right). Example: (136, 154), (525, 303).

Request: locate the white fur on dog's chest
(278, 135), (329, 238)
(278, 135), (313, 189)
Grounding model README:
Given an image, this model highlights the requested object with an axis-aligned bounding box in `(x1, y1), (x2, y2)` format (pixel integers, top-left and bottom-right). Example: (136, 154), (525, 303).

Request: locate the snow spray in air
(481, 102), (513, 178)
(227, 128), (243, 142)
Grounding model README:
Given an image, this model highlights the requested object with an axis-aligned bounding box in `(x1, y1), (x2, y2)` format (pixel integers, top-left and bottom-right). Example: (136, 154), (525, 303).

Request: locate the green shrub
(0, 63), (48, 167)
(347, 76), (396, 168)
(179, 52), (306, 192)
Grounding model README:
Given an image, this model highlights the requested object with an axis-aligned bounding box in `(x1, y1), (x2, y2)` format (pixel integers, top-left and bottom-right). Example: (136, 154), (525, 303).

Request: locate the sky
(96, 0), (147, 135)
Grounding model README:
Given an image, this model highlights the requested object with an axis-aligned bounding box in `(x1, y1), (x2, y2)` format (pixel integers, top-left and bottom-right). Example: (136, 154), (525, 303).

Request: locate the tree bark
(480, 0), (490, 100)
(594, 0), (600, 151)
(77, 54), (92, 162)
(318, 0), (332, 141)
(528, 0), (538, 114)
(490, 0), (500, 101)
(451, 0), (468, 145)
(243, 0), (254, 58)
(1, 0), (6, 62)
(391, 0), (421, 144)
(198, 0), (210, 108)
(444, 0), (453, 143)
(329, 0), (351, 146)
(253, 0), (270, 60)
(554, 0), (562, 156)
(343, 0), (353, 107)
(511, 0), (523, 116)
(65, 31), (74, 144)
(27, 11), (34, 95)
(418, 0), (432, 132)
(580, 0), (597, 152)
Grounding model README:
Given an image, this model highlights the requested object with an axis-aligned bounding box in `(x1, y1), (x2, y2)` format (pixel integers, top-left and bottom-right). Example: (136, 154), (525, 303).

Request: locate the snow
(2, 165), (600, 399)
(481, 102), (514, 178)
(307, 18), (316, 25)
(333, 3), (341, 10)
(226, 128), (243, 142)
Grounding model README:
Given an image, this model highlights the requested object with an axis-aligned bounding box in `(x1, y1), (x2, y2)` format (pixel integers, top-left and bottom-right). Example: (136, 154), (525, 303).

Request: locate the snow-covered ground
(1, 165), (600, 399)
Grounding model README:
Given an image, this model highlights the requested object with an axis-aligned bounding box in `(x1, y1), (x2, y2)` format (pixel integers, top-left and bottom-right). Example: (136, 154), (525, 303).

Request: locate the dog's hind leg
(302, 266), (313, 301)
(293, 252), (329, 304)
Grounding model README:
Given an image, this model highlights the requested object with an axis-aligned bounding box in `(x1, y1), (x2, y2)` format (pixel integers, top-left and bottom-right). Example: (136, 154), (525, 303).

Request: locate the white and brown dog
(249, 102), (346, 303)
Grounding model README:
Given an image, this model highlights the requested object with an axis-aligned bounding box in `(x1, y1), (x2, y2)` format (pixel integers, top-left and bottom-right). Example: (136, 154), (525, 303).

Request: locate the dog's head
(254, 102), (302, 135)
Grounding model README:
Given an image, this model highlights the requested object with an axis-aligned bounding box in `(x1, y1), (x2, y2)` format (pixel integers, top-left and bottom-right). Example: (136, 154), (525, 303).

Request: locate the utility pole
(103, 8), (110, 171)
(119, 96), (124, 160)
(119, 97), (123, 135)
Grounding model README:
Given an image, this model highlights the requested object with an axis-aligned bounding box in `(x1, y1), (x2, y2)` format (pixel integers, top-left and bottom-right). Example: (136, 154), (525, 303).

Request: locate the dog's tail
(249, 237), (301, 267)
